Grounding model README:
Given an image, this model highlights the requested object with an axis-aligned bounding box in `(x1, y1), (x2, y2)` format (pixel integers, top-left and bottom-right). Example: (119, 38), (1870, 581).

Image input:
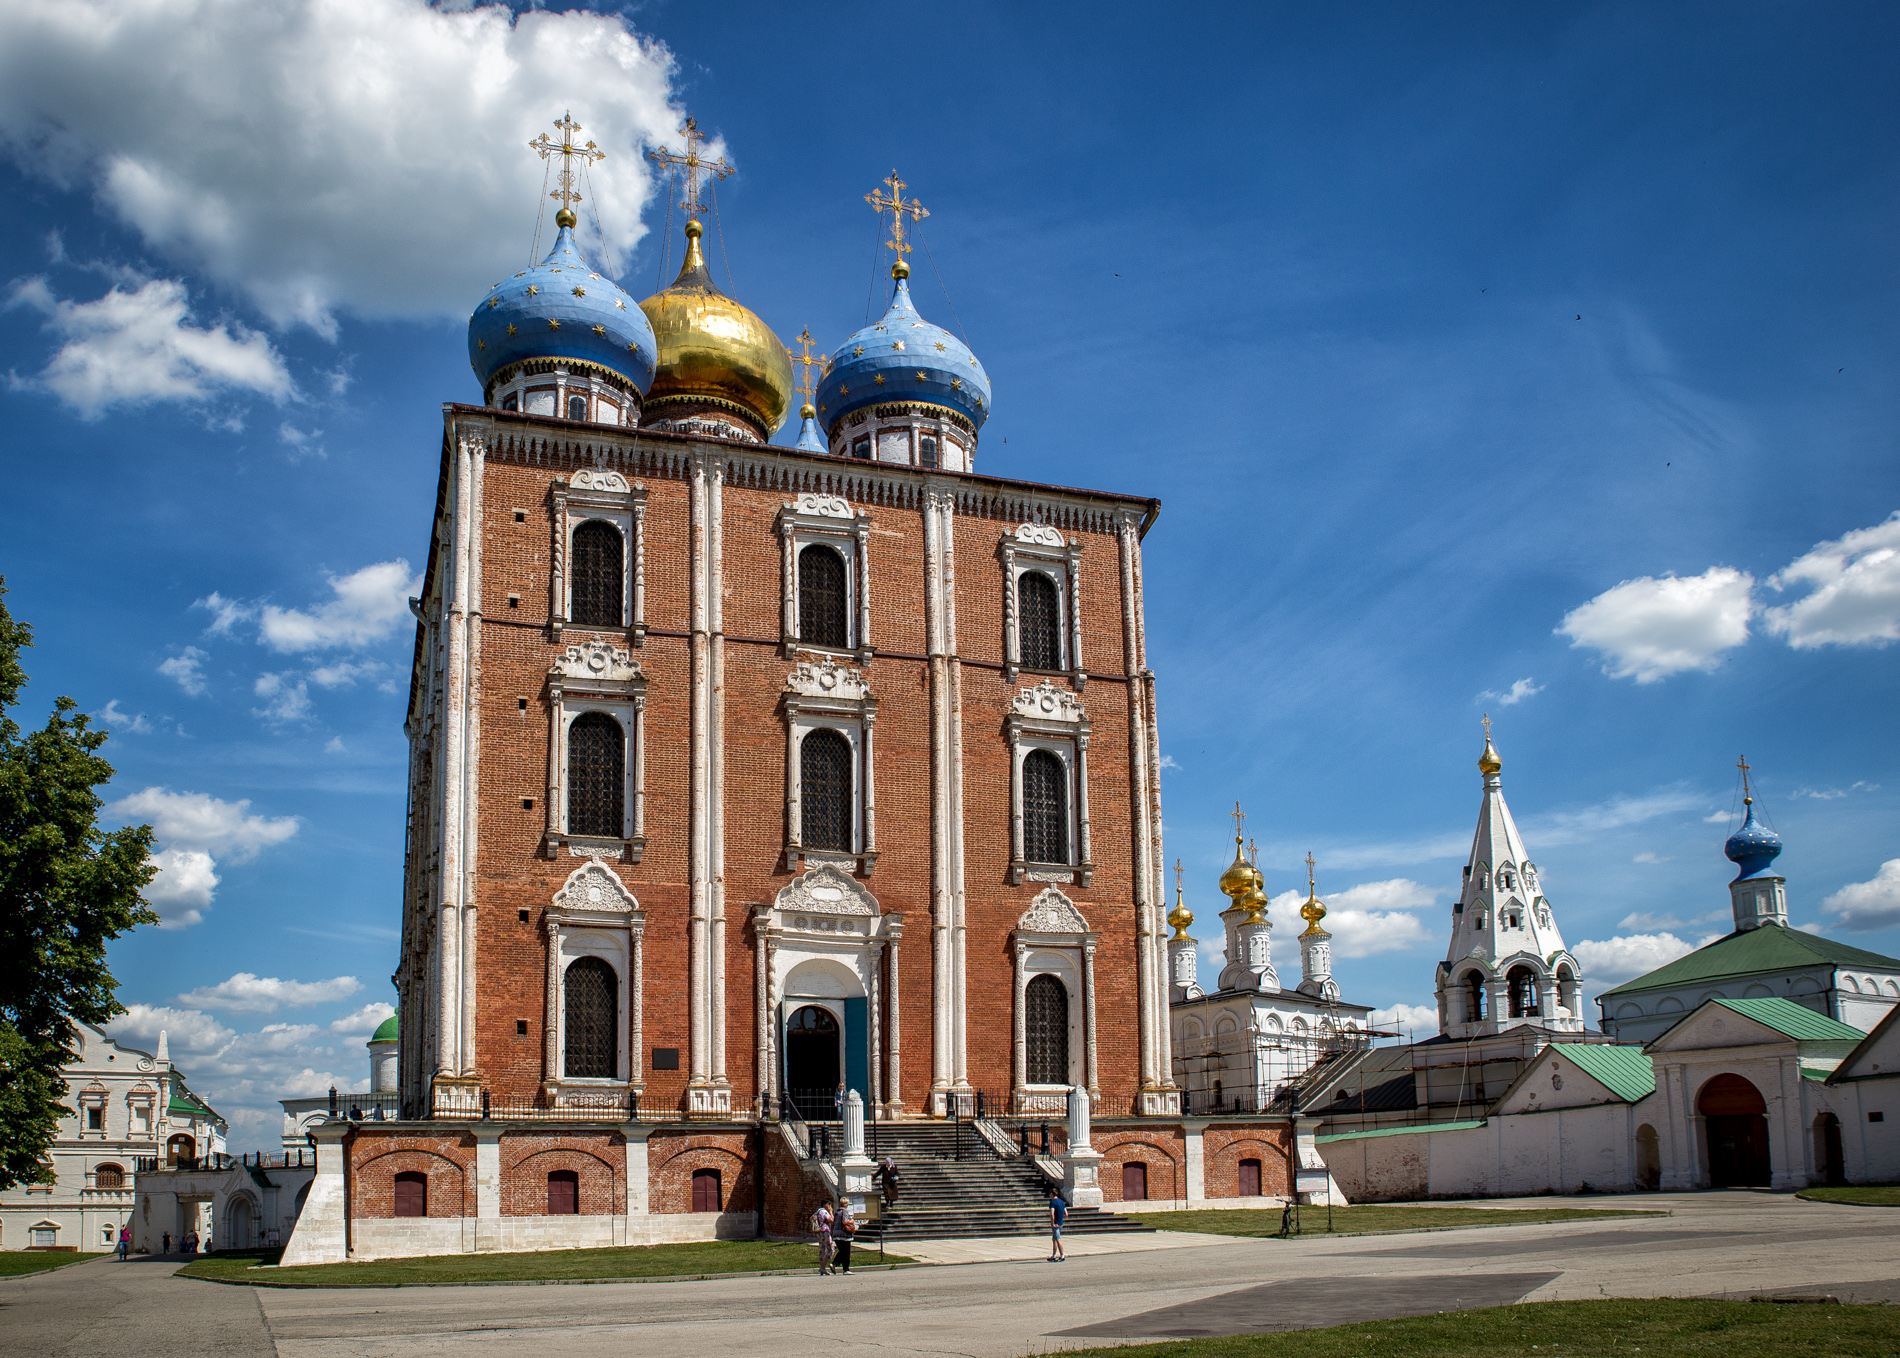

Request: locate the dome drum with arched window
(469, 214), (658, 424)
(815, 263), (990, 471)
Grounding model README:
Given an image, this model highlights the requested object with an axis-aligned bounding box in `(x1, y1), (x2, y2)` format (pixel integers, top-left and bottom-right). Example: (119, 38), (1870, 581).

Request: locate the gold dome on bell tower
(637, 219), (794, 437)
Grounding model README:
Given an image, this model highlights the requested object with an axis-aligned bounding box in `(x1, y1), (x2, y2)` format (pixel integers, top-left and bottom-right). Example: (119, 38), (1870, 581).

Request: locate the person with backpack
(834, 1198), (857, 1274)
(812, 1200), (835, 1275)
(1048, 1190), (1067, 1261)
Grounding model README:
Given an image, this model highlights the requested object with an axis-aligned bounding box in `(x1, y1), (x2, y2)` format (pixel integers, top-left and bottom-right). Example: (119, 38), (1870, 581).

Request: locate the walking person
(161, 1230), (171, 1255)
(1048, 1190), (1067, 1261)
(812, 1199), (835, 1276)
(877, 1155), (900, 1206)
(116, 1226), (130, 1261)
(834, 1198), (856, 1275)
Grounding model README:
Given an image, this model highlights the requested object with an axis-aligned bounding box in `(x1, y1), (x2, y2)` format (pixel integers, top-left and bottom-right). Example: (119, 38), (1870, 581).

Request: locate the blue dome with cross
(1724, 799), (1783, 881)
(814, 264), (990, 438)
(467, 218), (658, 397)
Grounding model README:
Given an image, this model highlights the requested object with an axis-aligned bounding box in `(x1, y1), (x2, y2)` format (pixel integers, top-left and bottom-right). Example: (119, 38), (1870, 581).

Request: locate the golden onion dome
(1167, 893), (1194, 940)
(638, 220), (793, 435)
(1238, 883), (1272, 925)
(1479, 732), (1502, 777)
(1300, 888), (1328, 936)
(1218, 837), (1263, 900)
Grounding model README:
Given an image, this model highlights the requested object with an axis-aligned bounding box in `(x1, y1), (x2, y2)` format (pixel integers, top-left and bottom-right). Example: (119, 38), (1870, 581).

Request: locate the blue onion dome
(1724, 798), (1783, 881)
(814, 260), (990, 443)
(793, 402), (826, 453)
(468, 209), (658, 401)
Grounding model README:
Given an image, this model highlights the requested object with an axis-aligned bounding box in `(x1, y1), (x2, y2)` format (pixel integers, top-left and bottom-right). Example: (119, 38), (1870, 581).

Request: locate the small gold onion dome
(1300, 886), (1328, 936)
(1237, 883), (1272, 926)
(555, 207), (578, 229)
(638, 220), (794, 434)
(800, 402), (816, 419)
(1167, 893), (1193, 940)
(1218, 837), (1263, 900)
(1479, 732), (1502, 777)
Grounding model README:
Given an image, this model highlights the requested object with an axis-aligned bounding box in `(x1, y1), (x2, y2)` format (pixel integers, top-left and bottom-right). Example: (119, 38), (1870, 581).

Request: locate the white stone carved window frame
(542, 861), (646, 1104)
(782, 661), (878, 878)
(77, 1083), (108, 1139)
(127, 1087), (155, 1139)
(1011, 888), (1098, 1113)
(1006, 682), (1092, 887)
(777, 493), (872, 664)
(999, 523), (1084, 688)
(753, 865), (905, 1116)
(549, 470), (647, 645)
(544, 640), (647, 863)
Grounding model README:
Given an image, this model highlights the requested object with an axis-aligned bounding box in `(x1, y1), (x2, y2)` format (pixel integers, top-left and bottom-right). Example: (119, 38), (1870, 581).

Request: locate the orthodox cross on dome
(865, 169), (929, 260)
(1482, 711), (1492, 742)
(1736, 752), (1753, 803)
(647, 115), (732, 219)
(1173, 858), (1184, 897)
(1229, 800), (1246, 842)
(529, 112), (605, 218)
(1247, 837), (1259, 868)
(1305, 850), (1317, 893)
(787, 326), (828, 403)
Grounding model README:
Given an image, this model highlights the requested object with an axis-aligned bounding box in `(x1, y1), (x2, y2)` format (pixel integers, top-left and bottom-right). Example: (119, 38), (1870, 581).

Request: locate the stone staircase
(854, 1122), (1152, 1243)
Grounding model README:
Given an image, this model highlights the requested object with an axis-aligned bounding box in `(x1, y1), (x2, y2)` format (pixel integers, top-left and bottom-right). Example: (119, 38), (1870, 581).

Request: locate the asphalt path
(3, 1192), (1895, 1358)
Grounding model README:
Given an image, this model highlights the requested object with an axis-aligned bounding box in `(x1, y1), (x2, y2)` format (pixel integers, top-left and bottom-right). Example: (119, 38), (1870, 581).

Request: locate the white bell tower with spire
(1435, 719), (1584, 1038)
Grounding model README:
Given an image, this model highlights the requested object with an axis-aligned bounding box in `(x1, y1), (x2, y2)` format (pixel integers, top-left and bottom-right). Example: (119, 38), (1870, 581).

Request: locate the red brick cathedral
(282, 129), (1306, 1266)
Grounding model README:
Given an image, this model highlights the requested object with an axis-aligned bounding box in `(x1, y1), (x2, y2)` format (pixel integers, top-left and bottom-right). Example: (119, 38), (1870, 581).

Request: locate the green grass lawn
(1130, 1204), (1670, 1238)
(1796, 1183), (1900, 1206)
(1057, 1297), (1899, 1358)
(179, 1238), (912, 1287)
(0, 1251), (105, 1277)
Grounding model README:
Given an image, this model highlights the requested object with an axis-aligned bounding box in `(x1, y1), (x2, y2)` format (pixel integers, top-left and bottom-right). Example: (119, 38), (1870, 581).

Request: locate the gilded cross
(1737, 753), (1752, 801)
(1247, 837), (1259, 868)
(647, 115), (732, 219)
(1482, 712), (1492, 743)
(1173, 858), (1184, 897)
(529, 112), (605, 216)
(787, 327), (828, 403)
(864, 169), (929, 259)
(1305, 851), (1317, 894)
(1229, 801), (1246, 841)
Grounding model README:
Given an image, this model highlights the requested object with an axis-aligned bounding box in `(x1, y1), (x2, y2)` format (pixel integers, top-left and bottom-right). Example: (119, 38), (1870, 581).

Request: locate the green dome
(369, 1014), (400, 1043)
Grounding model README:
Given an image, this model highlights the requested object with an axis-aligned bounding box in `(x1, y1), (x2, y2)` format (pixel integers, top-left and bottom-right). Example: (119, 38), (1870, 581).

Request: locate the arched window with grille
(566, 711), (624, 839)
(798, 544), (848, 649)
(1507, 965), (1541, 1018)
(567, 393), (587, 421)
(1022, 749), (1068, 864)
(1018, 570), (1062, 671)
(563, 956), (618, 1079)
(571, 519), (624, 627)
(800, 729), (852, 851)
(1025, 974), (1069, 1085)
(94, 1163), (125, 1190)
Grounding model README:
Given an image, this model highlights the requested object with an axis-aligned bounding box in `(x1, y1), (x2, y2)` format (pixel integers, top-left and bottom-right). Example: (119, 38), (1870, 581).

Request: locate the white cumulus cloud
(99, 698), (152, 733)
(252, 672), (313, 724)
(1557, 566), (1755, 682)
(1480, 678), (1543, 707)
(6, 274), (292, 417)
(1571, 932), (1706, 988)
(106, 786), (299, 926)
(1763, 511), (1900, 649)
(1267, 878), (1439, 959)
(1370, 1002), (1440, 1037)
(329, 1002), (397, 1035)
(258, 561), (420, 652)
(1821, 859), (1900, 933)
(0, 0), (694, 334)
(177, 972), (361, 1016)
(109, 1003), (235, 1054)
(157, 645), (209, 696)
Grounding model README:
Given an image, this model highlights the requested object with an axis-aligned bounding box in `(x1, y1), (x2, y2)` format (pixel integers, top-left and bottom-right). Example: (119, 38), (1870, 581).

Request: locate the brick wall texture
(410, 413), (1166, 1118)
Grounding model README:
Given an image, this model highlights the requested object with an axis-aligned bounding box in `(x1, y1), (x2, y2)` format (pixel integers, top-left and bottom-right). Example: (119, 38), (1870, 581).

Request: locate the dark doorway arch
(1814, 1112), (1845, 1186)
(1699, 1073), (1770, 1187)
(1506, 966), (1540, 1018)
(1463, 971), (1486, 1023)
(1634, 1124), (1661, 1191)
(784, 1005), (840, 1119)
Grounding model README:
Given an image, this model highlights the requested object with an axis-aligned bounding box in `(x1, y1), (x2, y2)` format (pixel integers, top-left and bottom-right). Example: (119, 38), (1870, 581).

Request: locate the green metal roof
(371, 1013), (400, 1043)
(1708, 996), (1865, 1042)
(1600, 924), (1900, 998)
(1317, 1118), (1486, 1144)
(167, 1086), (217, 1119)
(1555, 1043), (1656, 1103)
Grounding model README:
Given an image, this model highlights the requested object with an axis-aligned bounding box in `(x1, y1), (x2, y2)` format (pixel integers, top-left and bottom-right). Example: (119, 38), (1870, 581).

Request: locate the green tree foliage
(0, 578), (157, 1190)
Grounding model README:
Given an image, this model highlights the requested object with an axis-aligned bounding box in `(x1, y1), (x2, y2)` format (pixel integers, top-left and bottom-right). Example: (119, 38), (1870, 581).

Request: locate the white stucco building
(0, 1022), (225, 1252)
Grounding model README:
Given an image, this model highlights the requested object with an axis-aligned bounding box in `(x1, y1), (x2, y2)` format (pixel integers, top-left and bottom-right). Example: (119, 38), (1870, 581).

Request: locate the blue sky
(1, 1), (1895, 1142)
